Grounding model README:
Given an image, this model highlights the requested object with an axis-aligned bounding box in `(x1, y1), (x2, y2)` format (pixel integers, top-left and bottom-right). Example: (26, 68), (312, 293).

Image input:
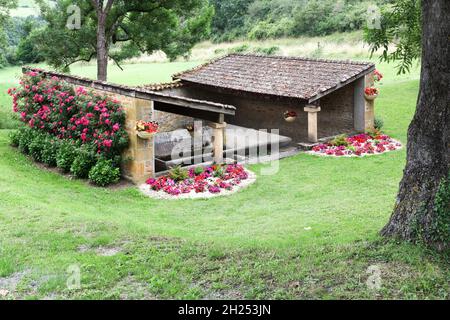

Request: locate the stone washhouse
(24, 54), (377, 184)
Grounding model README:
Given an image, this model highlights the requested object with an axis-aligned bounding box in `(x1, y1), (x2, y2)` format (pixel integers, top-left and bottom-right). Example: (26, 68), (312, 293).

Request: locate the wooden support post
(208, 119), (226, 164)
(304, 105), (321, 143)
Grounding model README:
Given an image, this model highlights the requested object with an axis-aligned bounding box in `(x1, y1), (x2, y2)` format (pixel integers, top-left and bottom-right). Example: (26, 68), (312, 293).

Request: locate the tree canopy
(0, 0), (17, 67)
(364, 0), (421, 74)
(33, 0), (213, 79)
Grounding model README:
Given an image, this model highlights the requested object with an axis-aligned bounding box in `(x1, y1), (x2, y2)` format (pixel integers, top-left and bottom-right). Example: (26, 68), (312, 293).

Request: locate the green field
(0, 58), (448, 300)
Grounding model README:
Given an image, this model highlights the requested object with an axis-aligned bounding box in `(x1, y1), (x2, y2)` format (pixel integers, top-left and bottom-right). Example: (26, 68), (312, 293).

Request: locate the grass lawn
(0, 60), (448, 300)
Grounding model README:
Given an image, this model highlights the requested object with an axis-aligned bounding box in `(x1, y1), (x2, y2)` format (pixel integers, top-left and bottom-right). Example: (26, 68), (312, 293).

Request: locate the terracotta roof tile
(174, 54), (375, 102)
(137, 81), (184, 91)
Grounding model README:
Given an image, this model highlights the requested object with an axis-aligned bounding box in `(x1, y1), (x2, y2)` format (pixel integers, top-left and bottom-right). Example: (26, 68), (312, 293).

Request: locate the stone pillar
(121, 98), (155, 184)
(364, 72), (375, 131)
(208, 121), (227, 164)
(304, 105), (321, 143)
(354, 77), (366, 132)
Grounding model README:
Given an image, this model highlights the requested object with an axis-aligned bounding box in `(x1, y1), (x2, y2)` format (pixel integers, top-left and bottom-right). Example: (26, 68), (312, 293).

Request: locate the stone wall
(153, 110), (194, 133)
(319, 82), (356, 137)
(83, 86), (156, 184)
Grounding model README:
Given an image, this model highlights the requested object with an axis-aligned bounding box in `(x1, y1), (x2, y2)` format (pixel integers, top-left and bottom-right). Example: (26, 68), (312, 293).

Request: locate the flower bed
(140, 164), (256, 199)
(309, 133), (402, 157)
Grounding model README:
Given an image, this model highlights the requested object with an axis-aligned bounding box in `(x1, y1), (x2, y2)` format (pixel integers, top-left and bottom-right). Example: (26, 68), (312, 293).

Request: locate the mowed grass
(0, 60), (448, 300)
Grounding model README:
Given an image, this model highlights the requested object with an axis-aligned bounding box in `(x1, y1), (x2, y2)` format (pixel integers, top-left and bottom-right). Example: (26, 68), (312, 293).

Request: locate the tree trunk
(381, 0), (450, 249)
(96, 14), (108, 81)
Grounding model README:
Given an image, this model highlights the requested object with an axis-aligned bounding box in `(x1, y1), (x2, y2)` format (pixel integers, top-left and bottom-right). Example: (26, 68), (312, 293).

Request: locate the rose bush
(8, 71), (128, 160)
(7, 71), (129, 186)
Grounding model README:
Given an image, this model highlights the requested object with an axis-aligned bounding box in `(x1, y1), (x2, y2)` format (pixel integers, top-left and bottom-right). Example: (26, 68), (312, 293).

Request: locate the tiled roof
(137, 81), (184, 91)
(174, 54), (375, 102)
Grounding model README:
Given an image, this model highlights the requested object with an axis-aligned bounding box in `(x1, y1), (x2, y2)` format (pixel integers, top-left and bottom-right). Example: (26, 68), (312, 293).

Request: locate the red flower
(365, 87), (379, 96)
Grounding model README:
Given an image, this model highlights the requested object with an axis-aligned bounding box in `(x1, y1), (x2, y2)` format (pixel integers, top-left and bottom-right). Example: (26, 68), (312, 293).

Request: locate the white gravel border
(139, 169), (257, 200)
(305, 139), (403, 158)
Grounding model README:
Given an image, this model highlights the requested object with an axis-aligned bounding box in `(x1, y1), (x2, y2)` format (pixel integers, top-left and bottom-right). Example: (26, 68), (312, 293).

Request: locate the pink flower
(112, 123), (120, 132)
(103, 139), (113, 148)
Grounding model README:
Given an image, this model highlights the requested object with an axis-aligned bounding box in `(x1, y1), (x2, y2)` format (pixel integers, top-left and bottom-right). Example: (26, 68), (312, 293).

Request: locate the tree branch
(90, 0), (99, 10)
(109, 55), (124, 71)
(104, 0), (115, 15)
(64, 52), (96, 70)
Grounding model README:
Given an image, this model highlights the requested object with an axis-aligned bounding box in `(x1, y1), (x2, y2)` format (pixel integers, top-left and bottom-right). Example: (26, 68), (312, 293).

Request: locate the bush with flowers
(7, 71), (129, 186)
(145, 164), (251, 197)
(310, 131), (402, 157)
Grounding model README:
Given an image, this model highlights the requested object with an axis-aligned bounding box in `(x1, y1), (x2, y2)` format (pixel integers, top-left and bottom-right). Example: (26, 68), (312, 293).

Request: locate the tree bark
(96, 14), (109, 81)
(381, 0), (450, 248)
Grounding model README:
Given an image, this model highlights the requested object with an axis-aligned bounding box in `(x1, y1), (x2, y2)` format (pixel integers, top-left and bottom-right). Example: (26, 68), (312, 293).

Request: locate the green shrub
(374, 116), (385, 130)
(9, 129), (22, 147)
(331, 134), (349, 147)
(253, 46), (280, 56)
(169, 165), (189, 182)
(228, 44), (250, 54)
(70, 144), (97, 178)
(56, 140), (79, 172)
(28, 132), (47, 162)
(88, 159), (120, 187)
(41, 136), (60, 167)
(18, 127), (35, 154)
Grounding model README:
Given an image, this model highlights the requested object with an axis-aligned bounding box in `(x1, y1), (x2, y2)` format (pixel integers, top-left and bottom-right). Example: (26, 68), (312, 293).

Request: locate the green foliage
(194, 166), (204, 175)
(34, 0), (213, 74)
(169, 165), (189, 182)
(18, 126), (35, 154)
(13, 17), (45, 65)
(28, 131), (47, 162)
(210, 0), (254, 42)
(8, 128), (21, 147)
(430, 173), (450, 247)
(88, 159), (120, 187)
(212, 164), (225, 178)
(292, 0), (369, 37)
(41, 135), (60, 167)
(248, 17), (293, 40)
(70, 144), (97, 179)
(254, 45), (280, 56)
(56, 140), (78, 173)
(374, 116), (385, 130)
(331, 134), (349, 147)
(229, 44), (250, 54)
(0, 0), (18, 68)
(364, 0), (422, 74)
(210, 0), (387, 42)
